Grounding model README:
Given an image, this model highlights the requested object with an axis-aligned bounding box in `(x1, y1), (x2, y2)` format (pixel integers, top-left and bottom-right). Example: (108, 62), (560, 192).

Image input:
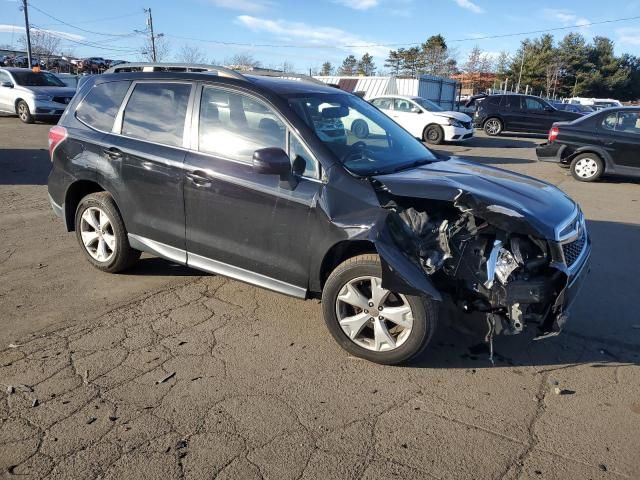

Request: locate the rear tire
(483, 117), (502, 136)
(423, 125), (444, 145)
(16, 100), (34, 124)
(322, 254), (438, 365)
(74, 192), (140, 273)
(570, 153), (603, 182)
(351, 119), (369, 139)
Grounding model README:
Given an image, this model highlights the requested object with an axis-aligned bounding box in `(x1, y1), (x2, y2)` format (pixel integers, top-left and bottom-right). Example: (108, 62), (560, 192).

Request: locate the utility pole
(20, 0), (33, 68)
(516, 46), (526, 94)
(145, 8), (157, 62)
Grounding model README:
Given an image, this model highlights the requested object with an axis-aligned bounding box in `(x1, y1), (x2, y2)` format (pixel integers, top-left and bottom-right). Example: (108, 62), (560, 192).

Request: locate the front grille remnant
(562, 229), (586, 267)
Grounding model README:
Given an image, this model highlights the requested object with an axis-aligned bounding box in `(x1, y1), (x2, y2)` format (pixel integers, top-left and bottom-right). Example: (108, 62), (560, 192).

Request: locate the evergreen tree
(339, 55), (358, 75)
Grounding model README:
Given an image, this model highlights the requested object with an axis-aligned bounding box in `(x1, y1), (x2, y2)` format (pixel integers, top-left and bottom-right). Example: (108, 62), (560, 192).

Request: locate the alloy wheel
(18, 103), (28, 121)
(485, 119), (501, 135)
(80, 207), (116, 262)
(335, 276), (413, 352)
(573, 157), (599, 179)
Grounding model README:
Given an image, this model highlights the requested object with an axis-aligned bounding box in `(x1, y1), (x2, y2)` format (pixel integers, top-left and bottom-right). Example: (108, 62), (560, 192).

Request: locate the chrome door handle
(186, 170), (212, 186)
(102, 147), (122, 160)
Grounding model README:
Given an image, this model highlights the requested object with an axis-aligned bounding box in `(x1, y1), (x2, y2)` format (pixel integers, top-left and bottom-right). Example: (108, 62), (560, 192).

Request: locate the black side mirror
(252, 147), (298, 189)
(411, 107), (422, 114)
(1, 81), (13, 88)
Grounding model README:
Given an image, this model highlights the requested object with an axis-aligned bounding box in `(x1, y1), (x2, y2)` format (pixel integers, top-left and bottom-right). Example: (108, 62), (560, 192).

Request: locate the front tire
(423, 125), (444, 145)
(74, 192), (140, 273)
(16, 100), (34, 124)
(322, 254), (437, 365)
(570, 153), (603, 182)
(483, 117), (503, 136)
(351, 119), (369, 139)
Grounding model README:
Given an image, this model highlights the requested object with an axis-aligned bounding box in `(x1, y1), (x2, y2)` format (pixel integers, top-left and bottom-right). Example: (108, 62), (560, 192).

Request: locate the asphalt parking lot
(1, 117), (639, 479)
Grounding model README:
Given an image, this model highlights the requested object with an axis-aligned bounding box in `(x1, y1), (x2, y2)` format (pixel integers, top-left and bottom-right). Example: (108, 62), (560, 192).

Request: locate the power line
(167, 14), (640, 50)
(27, 2), (139, 38)
(36, 11), (141, 27)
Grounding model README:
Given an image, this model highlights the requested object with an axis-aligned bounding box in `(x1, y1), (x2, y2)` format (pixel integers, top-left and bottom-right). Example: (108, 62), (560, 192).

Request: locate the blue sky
(1, 0), (640, 71)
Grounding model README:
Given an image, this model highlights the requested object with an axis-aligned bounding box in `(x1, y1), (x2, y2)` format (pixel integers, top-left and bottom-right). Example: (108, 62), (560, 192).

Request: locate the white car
(366, 95), (473, 144)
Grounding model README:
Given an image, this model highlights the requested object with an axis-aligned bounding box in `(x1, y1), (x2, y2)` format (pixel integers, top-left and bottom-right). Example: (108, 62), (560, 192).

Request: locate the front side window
(524, 98), (545, 111)
(287, 92), (437, 176)
(121, 82), (191, 147)
(371, 98), (392, 110)
(289, 134), (318, 178)
(0, 71), (11, 84)
(11, 71), (65, 87)
(394, 98), (414, 112)
(76, 81), (132, 132)
(615, 111), (640, 135)
(602, 113), (618, 131)
(198, 86), (286, 163)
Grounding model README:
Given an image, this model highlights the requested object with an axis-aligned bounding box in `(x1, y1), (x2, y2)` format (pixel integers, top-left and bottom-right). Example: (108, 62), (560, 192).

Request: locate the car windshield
(12, 71), (65, 87)
(287, 92), (438, 176)
(413, 97), (444, 112)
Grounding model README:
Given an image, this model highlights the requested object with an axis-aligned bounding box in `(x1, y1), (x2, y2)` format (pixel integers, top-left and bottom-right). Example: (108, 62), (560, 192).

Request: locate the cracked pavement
(1, 119), (639, 479)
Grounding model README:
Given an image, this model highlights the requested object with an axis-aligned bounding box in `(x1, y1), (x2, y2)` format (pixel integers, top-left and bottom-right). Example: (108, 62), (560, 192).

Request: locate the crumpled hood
(432, 111), (472, 123)
(19, 86), (76, 98)
(372, 158), (577, 240)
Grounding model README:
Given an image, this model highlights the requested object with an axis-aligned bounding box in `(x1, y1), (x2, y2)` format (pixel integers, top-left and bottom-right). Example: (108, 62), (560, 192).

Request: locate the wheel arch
(313, 239), (377, 296)
(564, 147), (611, 171)
(14, 97), (26, 113)
(483, 115), (503, 128)
(64, 180), (109, 231)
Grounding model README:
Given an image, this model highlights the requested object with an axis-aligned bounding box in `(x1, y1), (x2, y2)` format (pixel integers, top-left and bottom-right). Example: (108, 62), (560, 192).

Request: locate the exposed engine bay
(372, 186), (574, 360)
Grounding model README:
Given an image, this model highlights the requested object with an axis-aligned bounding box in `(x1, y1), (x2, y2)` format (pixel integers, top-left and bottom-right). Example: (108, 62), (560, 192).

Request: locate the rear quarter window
(76, 81), (131, 131)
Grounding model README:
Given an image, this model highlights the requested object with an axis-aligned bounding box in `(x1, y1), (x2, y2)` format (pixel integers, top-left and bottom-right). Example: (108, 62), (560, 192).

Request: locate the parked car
(54, 73), (80, 89)
(473, 94), (582, 136)
(536, 107), (640, 182)
(553, 102), (594, 115)
(80, 57), (107, 72)
(47, 68), (590, 364)
(0, 67), (76, 123)
(0, 55), (10, 66)
(12, 55), (42, 68)
(106, 60), (127, 68)
(364, 95), (473, 144)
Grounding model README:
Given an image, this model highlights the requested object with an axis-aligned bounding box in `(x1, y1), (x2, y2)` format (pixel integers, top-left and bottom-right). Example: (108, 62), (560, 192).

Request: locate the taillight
(48, 125), (67, 160)
(548, 126), (559, 143)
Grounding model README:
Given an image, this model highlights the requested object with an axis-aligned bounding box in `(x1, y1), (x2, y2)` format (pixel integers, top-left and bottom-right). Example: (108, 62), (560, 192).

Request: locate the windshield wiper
(389, 158), (434, 173)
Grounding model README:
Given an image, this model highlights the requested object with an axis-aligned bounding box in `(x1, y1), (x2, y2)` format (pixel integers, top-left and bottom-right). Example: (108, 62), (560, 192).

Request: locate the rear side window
(76, 81), (131, 131)
(121, 83), (192, 147)
(371, 98), (392, 110)
(487, 96), (501, 106)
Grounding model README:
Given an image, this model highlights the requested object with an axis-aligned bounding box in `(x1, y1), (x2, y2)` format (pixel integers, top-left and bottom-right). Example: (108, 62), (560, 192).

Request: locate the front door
(522, 96), (554, 133)
(183, 84), (321, 292)
(103, 81), (193, 254)
(391, 98), (423, 137)
(600, 110), (640, 169)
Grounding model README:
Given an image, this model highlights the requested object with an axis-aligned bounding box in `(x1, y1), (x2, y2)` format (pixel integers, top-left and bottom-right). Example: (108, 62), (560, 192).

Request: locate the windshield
(413, 97), (444, 112)
(12, 71), (65, 87)
(287, 92), (437, 176)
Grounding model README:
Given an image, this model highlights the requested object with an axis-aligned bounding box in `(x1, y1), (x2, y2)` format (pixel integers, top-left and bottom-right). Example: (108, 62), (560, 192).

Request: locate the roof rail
(244, 70), (327, 86)
(103, 62), (246, 80)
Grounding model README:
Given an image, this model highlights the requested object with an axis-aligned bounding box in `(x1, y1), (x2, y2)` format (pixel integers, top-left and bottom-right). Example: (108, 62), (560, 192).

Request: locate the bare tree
(282, 61), (295, 73)
(141, 35), (171, 62)
(177, 44), (206, 64)
(225, 52), (261, 71)
(19, 29), (61, 67)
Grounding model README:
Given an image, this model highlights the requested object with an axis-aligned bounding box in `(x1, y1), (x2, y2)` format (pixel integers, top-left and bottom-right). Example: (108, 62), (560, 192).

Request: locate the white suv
(367, 95), (473, 144)
(0, 68), (76, 123)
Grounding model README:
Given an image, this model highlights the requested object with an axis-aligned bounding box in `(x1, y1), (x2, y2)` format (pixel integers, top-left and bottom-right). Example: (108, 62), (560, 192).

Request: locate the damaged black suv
(47, 66), (591, 364)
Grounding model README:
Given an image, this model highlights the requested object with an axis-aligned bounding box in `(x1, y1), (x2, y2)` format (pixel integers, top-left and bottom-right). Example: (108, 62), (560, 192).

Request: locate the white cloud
(235, 15), (389, 57)
(452, 0), (484, 14)
(335, 0), (379, 9)
(542, 8), (589, 28)
(207, 0), (274, 13)
(617, 27), (640, 46)
(0, 24), (84, 41)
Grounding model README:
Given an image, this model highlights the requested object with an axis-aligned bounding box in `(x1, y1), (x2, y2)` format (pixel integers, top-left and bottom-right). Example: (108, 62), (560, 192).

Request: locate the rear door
(183, 84), (321, 292)
(0, 70), (14, 112)
(599, 110), (640, 169)
(500, 95), (525, 130)
(104, 81), (193, 256)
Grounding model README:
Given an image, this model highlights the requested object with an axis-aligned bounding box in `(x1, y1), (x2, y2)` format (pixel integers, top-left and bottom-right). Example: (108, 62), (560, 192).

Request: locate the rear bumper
(536, 142), (566, 163)
(48, 193), (63, 219)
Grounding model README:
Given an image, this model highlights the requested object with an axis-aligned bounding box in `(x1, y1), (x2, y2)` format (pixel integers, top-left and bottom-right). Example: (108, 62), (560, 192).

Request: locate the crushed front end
(372, 184), (591, 352)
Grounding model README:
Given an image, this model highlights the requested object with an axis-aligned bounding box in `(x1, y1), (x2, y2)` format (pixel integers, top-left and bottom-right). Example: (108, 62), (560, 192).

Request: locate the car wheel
(322, 254), (437, 365)
(74, 192), (140, 273)
(570, 153), (603, 182)
(16, 100), (34, 124)
(423, 125), (444, 145)
(483, 117), (502, 136)
(351, 119), (369, 139)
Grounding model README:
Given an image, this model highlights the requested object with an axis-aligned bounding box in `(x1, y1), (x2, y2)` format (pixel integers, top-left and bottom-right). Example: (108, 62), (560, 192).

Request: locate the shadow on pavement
(124, 257), (208, 277)
(0, 148), (51, 185)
